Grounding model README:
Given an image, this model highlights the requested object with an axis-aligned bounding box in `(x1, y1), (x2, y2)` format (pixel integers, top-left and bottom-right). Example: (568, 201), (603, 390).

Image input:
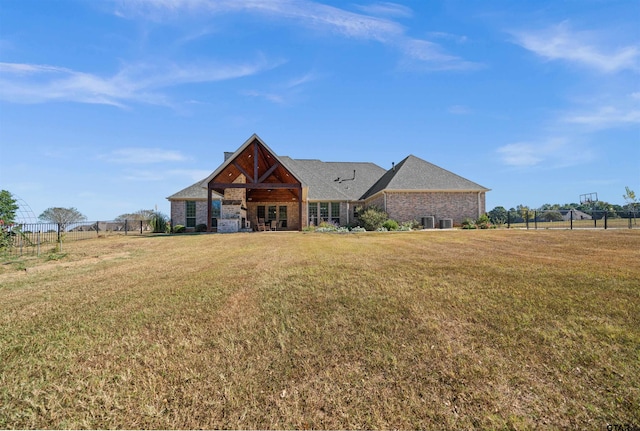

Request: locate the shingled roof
(167, 180), (214, 200)
(281, 158), (386, 201)
(168, 147), (488, 202)
(361, 154), (489, 199)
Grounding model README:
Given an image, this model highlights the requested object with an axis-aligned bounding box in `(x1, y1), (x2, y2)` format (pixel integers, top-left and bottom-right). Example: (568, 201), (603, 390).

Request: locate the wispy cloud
(0, 56), (280, 107)
(497, 138), (594, 169)
(115, 0), (478, 70)
(243, 71), (318, 104)
(563, 106), (640, 128)
(353, 2), (413, 19)
(511, 21), (639, 73)
(100, 148), (189, 164)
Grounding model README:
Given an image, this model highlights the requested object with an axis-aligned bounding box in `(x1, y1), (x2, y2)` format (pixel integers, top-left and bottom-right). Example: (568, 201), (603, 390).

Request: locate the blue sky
(1, 0), (638, 221)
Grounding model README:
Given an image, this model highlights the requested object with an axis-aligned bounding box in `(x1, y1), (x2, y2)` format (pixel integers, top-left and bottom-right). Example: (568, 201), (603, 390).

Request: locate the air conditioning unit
(439, 218), (453, 229)
(421, 216), (435, 229)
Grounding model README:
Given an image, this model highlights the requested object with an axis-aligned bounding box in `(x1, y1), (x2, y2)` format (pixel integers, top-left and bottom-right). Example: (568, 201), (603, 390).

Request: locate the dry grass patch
(1, 230), (639, 429)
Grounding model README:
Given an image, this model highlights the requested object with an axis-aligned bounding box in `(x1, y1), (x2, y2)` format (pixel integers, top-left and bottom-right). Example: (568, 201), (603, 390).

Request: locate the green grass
(1, 230), (639, 429)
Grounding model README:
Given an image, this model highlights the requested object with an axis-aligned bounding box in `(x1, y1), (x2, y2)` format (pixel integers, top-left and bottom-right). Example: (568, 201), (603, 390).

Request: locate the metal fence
(503, 210), (639, 230)
(2, 220), (153, 257)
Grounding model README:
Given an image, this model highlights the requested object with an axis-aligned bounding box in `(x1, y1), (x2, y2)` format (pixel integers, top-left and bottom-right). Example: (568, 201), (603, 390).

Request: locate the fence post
(526, 211), (529, 230)
(58, 223), (63, 252)
(570, 210), (573, 230)
(507, 212), (510, 229)
(630, 216), (633, 229)
(534, 211), (538, 230)
(37, 231), (41, 257)
(140, 220), (143, 234)
(604, 212), (608, 229)
(125, 219), (128, 235)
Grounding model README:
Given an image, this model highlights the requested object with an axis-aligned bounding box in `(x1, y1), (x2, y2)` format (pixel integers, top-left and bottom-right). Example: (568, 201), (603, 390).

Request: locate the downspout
(478, 192), (482, 218)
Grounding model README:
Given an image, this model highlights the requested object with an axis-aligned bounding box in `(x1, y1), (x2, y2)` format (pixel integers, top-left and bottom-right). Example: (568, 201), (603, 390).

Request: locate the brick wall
(377, 191), (485, 224)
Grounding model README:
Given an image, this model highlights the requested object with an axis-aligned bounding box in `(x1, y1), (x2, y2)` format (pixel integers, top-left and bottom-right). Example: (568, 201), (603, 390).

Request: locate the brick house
(167, 134), (489, 232)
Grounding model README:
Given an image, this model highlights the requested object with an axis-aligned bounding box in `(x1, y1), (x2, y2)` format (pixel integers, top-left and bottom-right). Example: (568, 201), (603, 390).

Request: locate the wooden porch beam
(233, 162), (254, 183)
(210, 182), (298, 190)
(257, 162), (280, 184)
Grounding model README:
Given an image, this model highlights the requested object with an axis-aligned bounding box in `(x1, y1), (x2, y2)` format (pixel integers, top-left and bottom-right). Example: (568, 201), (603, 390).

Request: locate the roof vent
(392, 162), (395, 171)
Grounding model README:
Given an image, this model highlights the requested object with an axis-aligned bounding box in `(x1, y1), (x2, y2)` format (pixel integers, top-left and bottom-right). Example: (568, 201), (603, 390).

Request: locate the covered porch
(205, 136), (304, 233)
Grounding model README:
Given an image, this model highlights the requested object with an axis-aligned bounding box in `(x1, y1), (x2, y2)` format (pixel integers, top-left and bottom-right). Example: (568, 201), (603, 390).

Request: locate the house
(559, 209), (592, 221)
(167, 134), (489, 232)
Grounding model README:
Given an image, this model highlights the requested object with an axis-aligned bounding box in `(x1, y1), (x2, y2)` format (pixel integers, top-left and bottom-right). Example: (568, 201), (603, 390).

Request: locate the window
(211, 200), (221, 228)
(308, 203), (318, 226)
(186, 201), (196, 228)
(268, 206), (277, 221)
(330, 202), (340, 224)
(279, 206), (287, 228)
(320, 202), (329, 221)
(257, 206), (266, 220)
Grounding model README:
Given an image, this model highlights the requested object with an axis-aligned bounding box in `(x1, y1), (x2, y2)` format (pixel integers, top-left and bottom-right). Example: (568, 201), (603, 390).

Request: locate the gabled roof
(200, 134), (304, 189)
(362, 154), (489, 199)
(281, 158), (386, 201)
(167, 179), (214, 200)
(168, 137), (489, 203)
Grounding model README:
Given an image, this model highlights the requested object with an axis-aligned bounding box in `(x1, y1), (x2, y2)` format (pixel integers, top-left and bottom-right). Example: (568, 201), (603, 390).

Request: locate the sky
(1, 0), (639, 222)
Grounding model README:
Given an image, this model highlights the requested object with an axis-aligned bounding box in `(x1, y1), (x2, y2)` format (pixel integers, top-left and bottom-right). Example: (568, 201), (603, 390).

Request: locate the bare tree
(38, 207), (87, 230)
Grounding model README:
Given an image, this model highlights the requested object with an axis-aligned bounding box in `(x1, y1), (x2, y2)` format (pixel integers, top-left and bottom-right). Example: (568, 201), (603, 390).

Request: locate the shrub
(382, 219), (399, 231)
(195, 223), (208, 232)
(401, 220), (421, 230)
(149, 211), (169, 233)
(350, 226), (366, 233)
(476, 214), (492, 229)
(358, 206), (388, 231)
(173, 225), (186, 233)
(461, 218), (476, 229)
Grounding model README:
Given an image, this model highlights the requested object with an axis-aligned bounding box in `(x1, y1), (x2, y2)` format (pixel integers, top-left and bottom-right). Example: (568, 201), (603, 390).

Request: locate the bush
(476, 214), (492, 229)
(382, 219), (399, 231)
(196, 223), (208, 232)
(149, 211), (169, 233)
(173, 225), (186, 233)
(461, 218), (476, 229)
(350, 226), (366, 233)
(357, 206), (388, 231)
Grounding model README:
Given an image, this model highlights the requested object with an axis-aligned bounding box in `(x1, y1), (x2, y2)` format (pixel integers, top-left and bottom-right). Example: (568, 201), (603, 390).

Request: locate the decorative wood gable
(207, 135), (302, 203)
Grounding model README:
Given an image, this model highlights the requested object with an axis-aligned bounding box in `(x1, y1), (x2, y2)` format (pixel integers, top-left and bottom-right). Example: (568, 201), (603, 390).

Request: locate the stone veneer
(170, 200), (210, 229)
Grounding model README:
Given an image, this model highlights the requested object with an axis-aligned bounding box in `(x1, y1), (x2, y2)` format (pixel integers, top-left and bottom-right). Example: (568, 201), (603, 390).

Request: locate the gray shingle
(362, 155), (489, 199)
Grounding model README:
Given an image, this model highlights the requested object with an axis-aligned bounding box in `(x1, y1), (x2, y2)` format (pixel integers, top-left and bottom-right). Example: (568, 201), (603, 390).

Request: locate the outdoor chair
(270, 220), (278, 231)
(257, 218), (267, 231)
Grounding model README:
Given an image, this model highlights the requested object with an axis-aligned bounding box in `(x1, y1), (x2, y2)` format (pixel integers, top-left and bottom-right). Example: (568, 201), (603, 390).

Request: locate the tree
(115, 209), (155, 222)
(0, 190), (19, 225)
(542, 211), (563, 222)
(487, 206), (508, 225)
(623, 186), (638, 221)
(38, 207), (87, 230)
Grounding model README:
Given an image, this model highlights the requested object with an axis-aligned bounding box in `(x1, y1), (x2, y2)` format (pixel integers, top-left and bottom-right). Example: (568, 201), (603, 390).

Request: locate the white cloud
(497, 138), (594, 169)
(563, 106), (640, 128)
(511, 21), (639, 73)
(353, 2), (413, 18)
(100, 148), (189, 164)
(497, 143), (543, 167)
(0, 56), (280, 107)
(115, 0), (478, 70)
